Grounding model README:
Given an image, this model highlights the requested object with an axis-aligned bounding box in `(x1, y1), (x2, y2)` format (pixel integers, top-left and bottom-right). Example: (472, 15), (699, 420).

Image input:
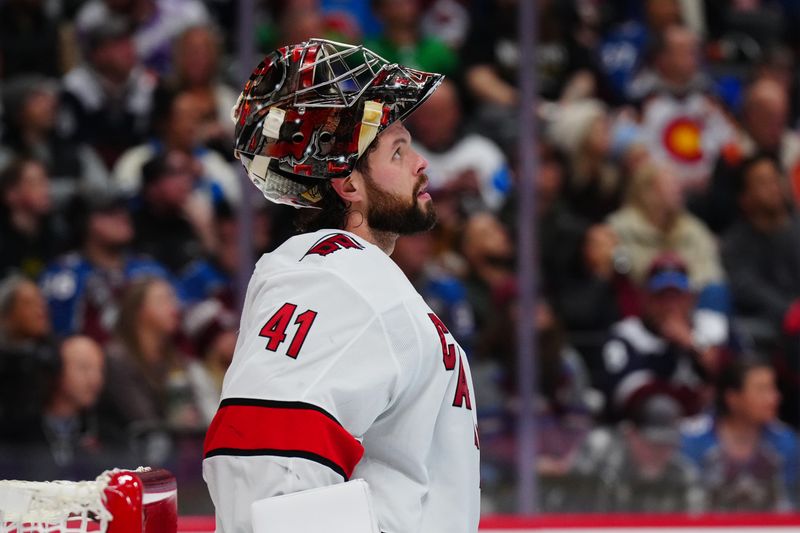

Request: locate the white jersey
(203, 229), (480, 533)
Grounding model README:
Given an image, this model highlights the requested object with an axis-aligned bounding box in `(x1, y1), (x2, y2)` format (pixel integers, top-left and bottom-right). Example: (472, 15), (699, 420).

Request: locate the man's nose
(415, 151), (428, 175)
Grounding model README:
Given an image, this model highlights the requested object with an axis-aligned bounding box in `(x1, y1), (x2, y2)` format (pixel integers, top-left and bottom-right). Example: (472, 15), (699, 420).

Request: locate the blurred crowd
(2, 0), (800, 515)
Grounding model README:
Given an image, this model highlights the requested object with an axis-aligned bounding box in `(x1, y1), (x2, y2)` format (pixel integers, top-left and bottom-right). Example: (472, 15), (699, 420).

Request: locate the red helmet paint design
(232, 38), (444, 208)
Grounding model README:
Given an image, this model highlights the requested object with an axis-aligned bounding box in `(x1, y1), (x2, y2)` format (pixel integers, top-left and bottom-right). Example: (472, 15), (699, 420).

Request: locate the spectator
(112, 88), (240, 205)
(500, 143), (587, 296)
(575, 393), (703, 512)
(407, 79), (511, 212)
(553, 224), (639, 376)
(0, 158), (63, 278)
(598, 253), (722, 420)
(157, 25), (239, 156)
(682, 359), (798, 511)
(630, 25), (735, 191)
(608, 162), (725, 291)
(257, 0), (360, 53)
(598, 0), (684, 102)
(739, 78), (800, 193)
(59, 16), (157, 168)
(178, 201), (238, 308)
(460, 212), (515, 335)
(477, 282), (594, 513)
(722, 154), (800, 339)
(100, 276), (200, 436)
(183, 298), (237, 425)
(0, 0), (62, 78)
(392, 232), (476, 351)
(365, 0), (458, 76)
(546, 99), (625, 222)
(462, 0), (607, 152)
(37, 336), (110, 468)
(721, 153), (800, 423)
(0, 76), (108, 208)
(419, 0), (470, 51)
(0, 275), (59, 442)
(75, 0), (210, 74)
(40, 189), (168, 343)
(693, 77), (800, 234)
(132, 151), (210, 274)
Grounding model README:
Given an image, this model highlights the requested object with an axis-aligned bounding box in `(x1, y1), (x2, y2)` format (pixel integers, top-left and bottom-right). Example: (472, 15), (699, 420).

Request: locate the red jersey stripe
(203, 398), (365, 480)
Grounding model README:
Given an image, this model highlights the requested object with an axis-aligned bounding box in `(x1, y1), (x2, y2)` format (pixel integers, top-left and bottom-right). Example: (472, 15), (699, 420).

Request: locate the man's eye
(393, 149), (401, 160)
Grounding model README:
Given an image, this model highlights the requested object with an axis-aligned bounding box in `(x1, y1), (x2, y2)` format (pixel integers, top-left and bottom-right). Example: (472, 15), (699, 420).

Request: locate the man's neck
(343, 212), (398, 255)
(85, 241), (124, 270)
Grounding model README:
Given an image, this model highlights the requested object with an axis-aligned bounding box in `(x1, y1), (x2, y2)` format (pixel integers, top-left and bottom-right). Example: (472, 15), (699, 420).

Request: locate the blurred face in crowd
(208, 329), (237, 370)
(4, 280), (50, 340)
(4, 160), (52, 215)
(89, 207), (133, 249)
(146, 151), (196, 209)
(20, 89), (58, 133)
(583, 115), (612, 159)
(726, 366), (780, 426)
(56, 336), (105, 412)
(657, 26), (700, 86)
(653, 167), (683, 214)
(92, 36), (137, 83)
(461, 212), (514, 287)
(535, 149), (564, 213)
(375, 0), (419, 27)
(638, 165), (683, 223)
(645, 0), (681, 32)
(176, 26), (219, 86)
(643, 286), (694, 326)
(408, 80), (461, 152)
(216, 217), (239, 275)
(740, 158), (787, 218)
(167, 93), (203, 151)
(582, 224), (618, 276)
(744, 79), (788, 151)
(392, 232), (434, 281)
(626, 428), (678, 480)
(279, 0), (325, 45)
(138, 280), (180, 337)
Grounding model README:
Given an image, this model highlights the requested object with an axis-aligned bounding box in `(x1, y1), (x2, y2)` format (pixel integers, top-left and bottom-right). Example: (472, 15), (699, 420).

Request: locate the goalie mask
(232, 38), (444, 208)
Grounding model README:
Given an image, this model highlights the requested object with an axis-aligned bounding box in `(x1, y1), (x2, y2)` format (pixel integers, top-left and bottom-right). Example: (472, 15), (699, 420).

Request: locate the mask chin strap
(357, 100), (383, 157)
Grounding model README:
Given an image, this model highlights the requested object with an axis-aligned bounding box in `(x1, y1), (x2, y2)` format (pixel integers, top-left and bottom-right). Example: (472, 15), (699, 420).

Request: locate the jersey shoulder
(258, 230), (418, 311)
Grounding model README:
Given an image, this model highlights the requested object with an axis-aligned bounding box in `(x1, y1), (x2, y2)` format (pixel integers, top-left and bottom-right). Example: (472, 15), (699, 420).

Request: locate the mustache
(414, 173), (429, 195)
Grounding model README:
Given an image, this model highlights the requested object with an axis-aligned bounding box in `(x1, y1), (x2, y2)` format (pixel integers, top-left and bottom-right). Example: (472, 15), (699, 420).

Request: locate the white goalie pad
(251, 479), (380, 533)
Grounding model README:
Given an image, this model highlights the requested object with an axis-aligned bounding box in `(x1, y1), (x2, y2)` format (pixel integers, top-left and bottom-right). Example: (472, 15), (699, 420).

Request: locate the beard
(363, 173), (437, 234)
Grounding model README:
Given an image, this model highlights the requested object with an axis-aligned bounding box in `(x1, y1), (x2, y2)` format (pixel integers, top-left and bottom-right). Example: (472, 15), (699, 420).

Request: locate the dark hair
(715, 357), (773, 418)
(294, 137), (379, 233)
(734, 152), (781, 197)
(114, 276), (179, 389)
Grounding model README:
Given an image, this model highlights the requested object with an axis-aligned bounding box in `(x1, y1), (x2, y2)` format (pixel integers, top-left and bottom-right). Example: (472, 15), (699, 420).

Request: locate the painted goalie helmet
(232, 38), (444, 208)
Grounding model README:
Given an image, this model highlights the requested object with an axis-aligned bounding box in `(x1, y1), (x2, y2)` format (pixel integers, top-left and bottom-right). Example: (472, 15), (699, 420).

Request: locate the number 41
(259, 302), (318, 359)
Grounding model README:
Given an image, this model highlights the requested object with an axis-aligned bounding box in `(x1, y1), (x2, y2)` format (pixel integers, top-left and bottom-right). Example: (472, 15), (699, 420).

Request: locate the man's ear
(330, 173), (364, 204)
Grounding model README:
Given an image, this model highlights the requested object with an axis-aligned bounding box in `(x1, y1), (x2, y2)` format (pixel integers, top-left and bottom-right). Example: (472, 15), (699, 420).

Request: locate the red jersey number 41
(260, 302), (318, 359)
